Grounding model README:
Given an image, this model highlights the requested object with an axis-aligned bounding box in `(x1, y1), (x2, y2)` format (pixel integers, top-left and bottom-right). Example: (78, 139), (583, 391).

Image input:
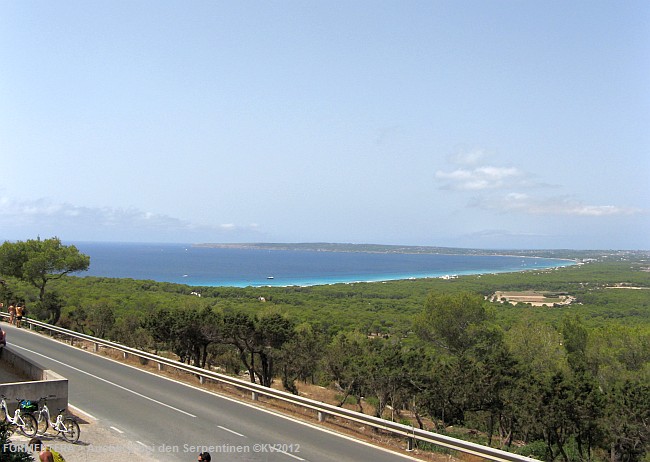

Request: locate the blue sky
(1, 1), (648, 249)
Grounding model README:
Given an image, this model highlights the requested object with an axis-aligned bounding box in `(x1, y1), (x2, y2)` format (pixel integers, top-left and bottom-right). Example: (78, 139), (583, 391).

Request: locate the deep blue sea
(70, 242), (574, 288)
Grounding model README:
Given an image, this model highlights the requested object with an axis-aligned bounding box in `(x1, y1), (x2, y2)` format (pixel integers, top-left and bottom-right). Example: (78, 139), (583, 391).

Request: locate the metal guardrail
(1, 313), (538, 462)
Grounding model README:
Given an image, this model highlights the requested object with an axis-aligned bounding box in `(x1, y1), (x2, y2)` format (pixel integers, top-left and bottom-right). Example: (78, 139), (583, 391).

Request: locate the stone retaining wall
(0, 346), (68, 414)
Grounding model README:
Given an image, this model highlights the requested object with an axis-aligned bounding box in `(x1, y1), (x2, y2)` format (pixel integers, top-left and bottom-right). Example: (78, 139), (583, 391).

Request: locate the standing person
(15, 304), (24, 328)
(198, 452), (211, 461)
(8, 304), (15, 325)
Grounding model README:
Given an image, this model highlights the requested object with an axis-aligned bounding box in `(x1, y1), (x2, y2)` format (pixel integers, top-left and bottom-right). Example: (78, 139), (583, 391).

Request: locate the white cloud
(436, 166), (524, 191)
(437, 148), (535, 191)
(0, 196), (261, 242)
(437, 149), (644, 219)
(569, 205), (641, 216)
(471, 193), (644, 216)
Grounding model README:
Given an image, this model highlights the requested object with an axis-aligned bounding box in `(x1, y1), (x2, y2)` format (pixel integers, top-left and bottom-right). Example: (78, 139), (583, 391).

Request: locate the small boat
(267, 276), (274, 279)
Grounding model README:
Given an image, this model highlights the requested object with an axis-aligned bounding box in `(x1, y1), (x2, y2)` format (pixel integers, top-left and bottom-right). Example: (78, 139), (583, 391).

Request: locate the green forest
(1, 239), (649, 462)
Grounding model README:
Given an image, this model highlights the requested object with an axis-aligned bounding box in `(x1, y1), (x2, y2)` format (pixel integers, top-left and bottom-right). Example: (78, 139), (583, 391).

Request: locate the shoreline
(74, 241), (580, 289)
(167, 260), (577, 289)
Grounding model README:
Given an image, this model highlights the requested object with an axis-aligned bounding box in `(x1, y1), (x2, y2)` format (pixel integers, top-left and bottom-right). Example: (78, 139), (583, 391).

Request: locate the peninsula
(193, 242), (640, 261)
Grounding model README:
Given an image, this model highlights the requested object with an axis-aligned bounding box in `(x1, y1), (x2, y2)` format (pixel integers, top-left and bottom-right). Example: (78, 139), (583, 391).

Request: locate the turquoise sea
(71, 242), (574, 288)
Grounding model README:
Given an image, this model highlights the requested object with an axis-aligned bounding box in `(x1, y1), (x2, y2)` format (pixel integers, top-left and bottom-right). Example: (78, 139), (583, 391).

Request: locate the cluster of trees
(142, 307), (324, 392)
(1, 238), (649, 461)
(60, 291), (650, 462)
(0, 237), (89, 324)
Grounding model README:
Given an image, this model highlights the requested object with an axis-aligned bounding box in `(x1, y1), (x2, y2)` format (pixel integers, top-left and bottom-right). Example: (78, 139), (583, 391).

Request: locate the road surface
(4, 323), (420, 461)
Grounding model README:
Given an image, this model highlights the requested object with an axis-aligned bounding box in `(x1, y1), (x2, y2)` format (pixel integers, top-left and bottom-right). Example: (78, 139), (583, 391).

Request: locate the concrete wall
(0, 346), (68, 414)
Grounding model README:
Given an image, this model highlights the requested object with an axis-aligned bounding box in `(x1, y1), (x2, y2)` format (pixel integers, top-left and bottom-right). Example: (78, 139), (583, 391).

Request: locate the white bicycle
(32, 395), (80, 443)
(0, 394), (38, 437)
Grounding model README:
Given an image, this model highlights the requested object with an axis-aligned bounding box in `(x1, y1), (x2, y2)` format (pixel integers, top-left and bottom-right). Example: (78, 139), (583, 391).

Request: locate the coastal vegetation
(0, 421), (32, 461)
(1, 241), (649, 461)
(0, 237), (89, 324)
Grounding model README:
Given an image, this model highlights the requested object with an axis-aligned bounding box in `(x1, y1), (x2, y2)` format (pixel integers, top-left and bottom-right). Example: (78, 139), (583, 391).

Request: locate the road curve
(5, 324), (421, 462)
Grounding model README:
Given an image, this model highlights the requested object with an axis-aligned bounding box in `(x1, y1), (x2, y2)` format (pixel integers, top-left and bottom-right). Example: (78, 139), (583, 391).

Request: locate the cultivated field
(490, 290), (575, 307)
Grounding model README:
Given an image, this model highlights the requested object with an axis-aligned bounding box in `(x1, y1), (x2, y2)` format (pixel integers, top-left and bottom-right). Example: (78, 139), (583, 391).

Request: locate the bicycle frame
(33, 397), (80, 443)
(1, 397), (27, 426)
(51, 413), (67, 432)
(35, 402), (51, 427)
(1, 395), (37, 437)
(37, 403), (65, 431)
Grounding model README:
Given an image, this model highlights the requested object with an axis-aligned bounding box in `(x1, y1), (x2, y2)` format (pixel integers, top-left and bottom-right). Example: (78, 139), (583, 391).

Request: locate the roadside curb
(68, 404), (97, 423)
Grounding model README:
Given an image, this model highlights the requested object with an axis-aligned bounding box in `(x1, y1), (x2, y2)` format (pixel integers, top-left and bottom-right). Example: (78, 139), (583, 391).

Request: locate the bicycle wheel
(60, 417), (80, 443)
(19, 413), (38, 437)
(36, 412), (49, 434)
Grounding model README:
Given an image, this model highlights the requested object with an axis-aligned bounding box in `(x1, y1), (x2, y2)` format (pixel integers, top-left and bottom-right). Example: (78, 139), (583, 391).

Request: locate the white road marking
(136, 441), (151, 450)
(110, 426), (124, 433)
(68, 404), (97, 421)
(12, 344), (196, 418)
(280, 449), (305, 461)
(217, 425), (245, 437)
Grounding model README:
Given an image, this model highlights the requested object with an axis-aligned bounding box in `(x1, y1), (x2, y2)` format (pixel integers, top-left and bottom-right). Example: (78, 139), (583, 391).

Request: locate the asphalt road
(4, 324), (419, 462)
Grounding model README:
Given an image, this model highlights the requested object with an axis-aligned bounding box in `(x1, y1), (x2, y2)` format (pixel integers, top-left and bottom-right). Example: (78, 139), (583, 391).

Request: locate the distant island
(193, 242), (528, 255)
(193, 242), (645, 261)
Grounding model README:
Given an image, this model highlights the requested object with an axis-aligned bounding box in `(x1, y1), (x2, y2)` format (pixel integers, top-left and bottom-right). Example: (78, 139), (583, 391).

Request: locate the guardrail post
(318, 411), (327, 422)
(199, 376), (205, 384)
(251, 392), (259, 401)
(123, 352), (128, 359)
(407, 437), (414, 452)
(94, 343), (99, 352)
(158, 362), (164, 371)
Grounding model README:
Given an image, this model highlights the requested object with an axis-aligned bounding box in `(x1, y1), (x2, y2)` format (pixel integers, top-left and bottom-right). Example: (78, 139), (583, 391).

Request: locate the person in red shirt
(28, 438), (64, 462)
